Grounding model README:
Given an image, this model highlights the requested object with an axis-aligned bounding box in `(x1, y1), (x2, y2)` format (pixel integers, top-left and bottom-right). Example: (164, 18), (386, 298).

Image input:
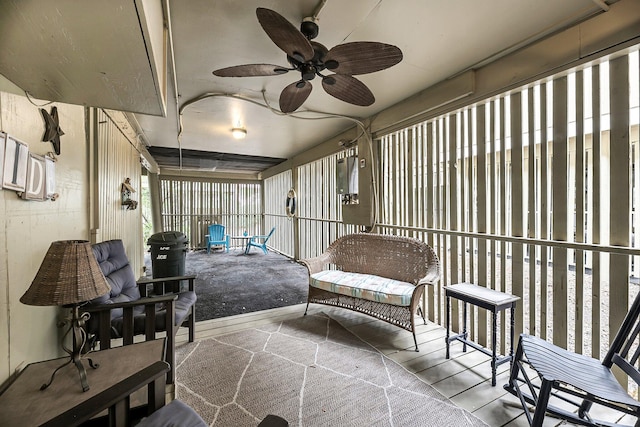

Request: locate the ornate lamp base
(40, 305), (98, 392)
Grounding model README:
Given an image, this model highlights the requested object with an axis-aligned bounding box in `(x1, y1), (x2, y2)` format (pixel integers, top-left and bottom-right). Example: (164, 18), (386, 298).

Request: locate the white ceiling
(1, 0), (609, 174)
(135, 0), (607, 173)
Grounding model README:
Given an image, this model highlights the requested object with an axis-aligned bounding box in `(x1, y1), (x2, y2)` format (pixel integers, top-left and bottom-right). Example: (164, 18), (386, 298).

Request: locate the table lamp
(20, 240), (110, 392)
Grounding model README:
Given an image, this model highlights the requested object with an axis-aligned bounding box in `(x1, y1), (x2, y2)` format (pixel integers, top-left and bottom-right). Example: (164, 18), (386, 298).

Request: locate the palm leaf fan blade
(322, 75), (374, 106)
(213, 64), (289, 77)
(325, 42), (403, 75)
(256, 8), (314, 62)
(279, 81), (312, 113)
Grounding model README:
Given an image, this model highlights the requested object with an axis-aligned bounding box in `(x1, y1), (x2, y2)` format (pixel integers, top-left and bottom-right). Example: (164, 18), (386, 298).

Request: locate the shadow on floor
(146, 248), (309, 321)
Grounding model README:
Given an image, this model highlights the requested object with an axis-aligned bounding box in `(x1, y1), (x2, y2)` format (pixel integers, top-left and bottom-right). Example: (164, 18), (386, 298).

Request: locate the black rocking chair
(505, 291), (640, 427)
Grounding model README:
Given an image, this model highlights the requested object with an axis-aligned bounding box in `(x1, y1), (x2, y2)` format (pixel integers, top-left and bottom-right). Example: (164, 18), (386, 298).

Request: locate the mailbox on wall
(337, 154), (358, 205)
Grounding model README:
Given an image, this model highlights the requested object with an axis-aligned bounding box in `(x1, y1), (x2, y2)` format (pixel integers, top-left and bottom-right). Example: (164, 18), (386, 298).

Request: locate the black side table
(445, 282), (520, 386)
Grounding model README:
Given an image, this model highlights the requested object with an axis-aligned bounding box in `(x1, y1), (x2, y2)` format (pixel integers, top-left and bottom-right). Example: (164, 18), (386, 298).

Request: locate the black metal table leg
(445, 295), (450, 359)
(491, 309), (498, 386)
(462, 301), (468, 352)
(509, 301), (516, 371)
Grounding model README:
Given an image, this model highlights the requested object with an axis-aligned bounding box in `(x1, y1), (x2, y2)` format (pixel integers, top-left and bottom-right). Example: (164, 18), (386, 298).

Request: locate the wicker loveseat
(301, 233), (440, 351)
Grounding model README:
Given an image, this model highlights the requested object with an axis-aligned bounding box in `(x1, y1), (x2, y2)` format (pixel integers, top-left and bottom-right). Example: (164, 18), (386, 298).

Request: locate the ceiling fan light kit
(212, 7), (403, 113)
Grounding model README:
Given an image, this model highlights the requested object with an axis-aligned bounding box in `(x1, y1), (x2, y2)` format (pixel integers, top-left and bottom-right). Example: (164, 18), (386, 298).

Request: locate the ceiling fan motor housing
(301, 64), (316, 81)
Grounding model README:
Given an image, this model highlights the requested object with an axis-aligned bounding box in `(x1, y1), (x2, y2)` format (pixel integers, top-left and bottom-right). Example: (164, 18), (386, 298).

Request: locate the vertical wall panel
(489, 100), (498, 305)
(476, 104), (488, 345)
(426, 122), (437, 321)
(449, 115), (459, 285)
(552, 77), (569, 348)
(264, 170), (294, 257)
(511, 91), (525, 340)
(575, 70), (585, 353)
(498, 97), (508, 355)
(539, 83), (549, 340)
(295, 153), (352, 260)
(95, 109), (144, 276)
(609, 55), (631, 350)
(591, 64), (602, 358)
(527, 87), (537, 335)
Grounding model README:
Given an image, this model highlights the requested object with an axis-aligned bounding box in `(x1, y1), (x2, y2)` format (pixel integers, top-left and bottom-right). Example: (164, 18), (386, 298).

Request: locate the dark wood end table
(445, 282), (520, 386)
(0, 339), (166, 426)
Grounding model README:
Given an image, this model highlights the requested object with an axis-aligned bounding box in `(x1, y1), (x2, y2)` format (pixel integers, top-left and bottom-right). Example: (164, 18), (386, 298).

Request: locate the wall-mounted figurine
(121, 177), (138, 210)
(40, 106), (64, 155)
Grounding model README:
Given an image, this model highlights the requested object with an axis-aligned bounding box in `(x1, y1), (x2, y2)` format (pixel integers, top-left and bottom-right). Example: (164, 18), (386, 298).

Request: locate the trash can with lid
(147, 231), (188, 293)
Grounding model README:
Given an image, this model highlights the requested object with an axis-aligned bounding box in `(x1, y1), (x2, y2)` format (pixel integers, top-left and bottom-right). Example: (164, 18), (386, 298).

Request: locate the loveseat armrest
(299, 252), (333, 275)
(417, 269), (441, 287)
(137, 274), (197, 296)
(416, 244), (441, 287)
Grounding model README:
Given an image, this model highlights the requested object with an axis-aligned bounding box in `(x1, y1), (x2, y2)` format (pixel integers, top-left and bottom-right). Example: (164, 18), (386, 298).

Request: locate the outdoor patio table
(230, 235), (252, 253)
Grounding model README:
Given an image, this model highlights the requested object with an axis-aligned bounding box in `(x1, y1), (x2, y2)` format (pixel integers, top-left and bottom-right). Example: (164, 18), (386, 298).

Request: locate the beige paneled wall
(263, 171), (295, 257)
(91, 109), (144, 277)
(0, 84), (145, 386)
(0, 86), (89, 384)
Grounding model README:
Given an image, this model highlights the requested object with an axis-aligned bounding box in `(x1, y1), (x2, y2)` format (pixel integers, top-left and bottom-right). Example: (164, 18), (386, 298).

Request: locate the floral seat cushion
(310, 270), (415, 306)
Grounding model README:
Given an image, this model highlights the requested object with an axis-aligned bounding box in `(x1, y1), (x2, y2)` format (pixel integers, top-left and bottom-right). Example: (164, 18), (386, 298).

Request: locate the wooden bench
(301, 233), (440, 351)
(445, 282), (520, 386)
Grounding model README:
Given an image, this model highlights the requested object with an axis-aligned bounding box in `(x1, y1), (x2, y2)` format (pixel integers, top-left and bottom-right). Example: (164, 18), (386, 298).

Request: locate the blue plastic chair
(206, 224), (230, 253)
(245, 226), (276, 254)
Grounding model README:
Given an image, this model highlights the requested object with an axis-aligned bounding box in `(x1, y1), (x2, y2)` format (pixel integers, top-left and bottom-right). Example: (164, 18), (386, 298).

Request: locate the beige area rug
(175, 313), (488, 427)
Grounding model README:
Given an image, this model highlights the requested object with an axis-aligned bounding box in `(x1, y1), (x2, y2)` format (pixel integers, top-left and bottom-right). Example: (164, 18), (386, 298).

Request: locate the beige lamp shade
(20, 240), (110, 306)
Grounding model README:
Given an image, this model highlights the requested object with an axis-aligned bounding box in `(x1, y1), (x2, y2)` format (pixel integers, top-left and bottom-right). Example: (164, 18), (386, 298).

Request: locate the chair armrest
(83, 297), (180, 384)
(138, 275), (197, 295)
(84, 295), (178, 313)
(43, 361), (170, 427)
(137, 275), (197, 283)
(84, 295), (178, 349)
(299, 252), (332, 275)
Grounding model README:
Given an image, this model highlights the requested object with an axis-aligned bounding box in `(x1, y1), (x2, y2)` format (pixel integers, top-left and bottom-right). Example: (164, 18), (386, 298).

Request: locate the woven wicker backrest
(325, 233), (440, 285)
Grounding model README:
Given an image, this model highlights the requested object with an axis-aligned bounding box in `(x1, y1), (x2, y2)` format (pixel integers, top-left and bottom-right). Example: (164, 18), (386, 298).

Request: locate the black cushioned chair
(85, 239), (197, 384)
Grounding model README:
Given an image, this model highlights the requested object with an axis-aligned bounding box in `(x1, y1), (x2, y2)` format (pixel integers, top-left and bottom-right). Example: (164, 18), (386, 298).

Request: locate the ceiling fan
(212, 7), (403, 113)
